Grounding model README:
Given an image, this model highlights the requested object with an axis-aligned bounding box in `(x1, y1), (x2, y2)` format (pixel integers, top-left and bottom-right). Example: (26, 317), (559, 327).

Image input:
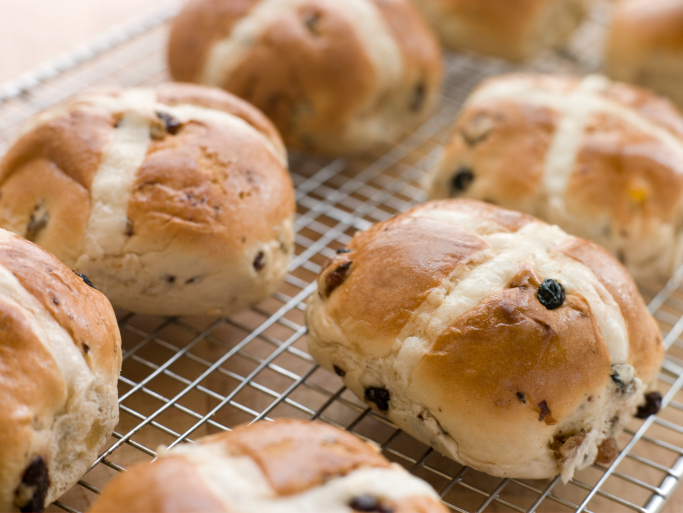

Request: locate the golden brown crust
(0, 83), (294, 315)
(156, 82), (287, 157)
(0, 158), (91, 264)
(437, 101), (559, 205)
(220, 0), (377, 150)
(307, 199), (663, 479)
(204, 419), (391, 495)
(0, 105), (111, 267)
(598, 80), (683, 139)
(415, 274), (610, 428)
(168, 0), (377, 148)
(0, 108), (113, 190)
(315, 199), (534, 356)
(127, 101), (293, 261)
(0, 301), (67, 505)
(318, 214), (489, 355)
(90, 465), (450, 513)
(557, 238), (664, 385)
(567, 111), (683, 230)
(0, 233), (121, 383)
(89, 456), (226, 513)
(0, 230), (120, 511)
(168, 0), (442, 154)
(429, 75), (571, 208)
(168, 0), (255, 84)
(429, 74), (683, 284)
(359, 0), (443, 126)
(90, 420), (445, 513)
(0, 84), (291, 266)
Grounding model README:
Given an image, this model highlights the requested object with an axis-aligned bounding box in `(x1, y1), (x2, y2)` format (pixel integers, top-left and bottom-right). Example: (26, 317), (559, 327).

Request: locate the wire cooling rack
(1, 1), (683, 512)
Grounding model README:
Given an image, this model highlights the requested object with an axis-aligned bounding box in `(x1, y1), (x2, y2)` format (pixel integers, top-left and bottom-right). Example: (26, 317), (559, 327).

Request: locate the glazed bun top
(0, 82), (289, 268)
(0, 83), (295, 315)
(315, 198), (661, 390)
(427, 73), (683, 285)
(168, 0), (443, 154)
(306, 199), (663, 480)
(89, 419), (449, 513)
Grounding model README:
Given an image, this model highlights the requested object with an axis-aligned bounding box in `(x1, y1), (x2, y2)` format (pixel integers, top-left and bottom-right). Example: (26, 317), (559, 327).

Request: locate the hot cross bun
(427, 74), (683, 285)
(306, 199), (664, 481)
(89, 419), (448, 513)
(0, 83), (295, 316)
(0, 230), (120, 512)
(168, 0), (443, 155)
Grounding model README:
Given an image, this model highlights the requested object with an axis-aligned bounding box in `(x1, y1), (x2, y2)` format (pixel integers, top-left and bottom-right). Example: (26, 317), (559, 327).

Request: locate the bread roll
(306, 199), (664, 482)
(411, 0), (588, 61)
(89, 419), (448, 513)
(427, 73), (683, 285)
(0, 230), (120, 512)
(607, 0), (683, 110)
(168, 0), (443, 155)
(0, 83), (295, 316)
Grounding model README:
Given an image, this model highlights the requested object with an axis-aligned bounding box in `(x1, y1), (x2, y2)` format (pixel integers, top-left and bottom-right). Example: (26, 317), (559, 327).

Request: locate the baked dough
(306, 199), (664, 482)
(607, 0), (683, 110)
(0, 83), (295, 316)
(411, 0), (588, 61)
(0, 229), (120, 512)
(168, 0), (443, 155)
(427, 73), (683, 285)
(89, 419), (449, 513)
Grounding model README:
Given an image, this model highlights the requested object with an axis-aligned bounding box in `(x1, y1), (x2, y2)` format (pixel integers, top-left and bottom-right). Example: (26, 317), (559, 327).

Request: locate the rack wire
(1, 1), (682, 512)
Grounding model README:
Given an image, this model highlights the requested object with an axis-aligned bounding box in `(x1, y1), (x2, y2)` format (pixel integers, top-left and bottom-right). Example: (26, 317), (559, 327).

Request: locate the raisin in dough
(168, 0), (442, 155)
(411, 0), (588, 61)
(306, 199), (664, 482)
(89, 419), (449, 513)
(427, 74), (683, 285)
(0, 83), (295, 316)
(0, 229), (121, 512)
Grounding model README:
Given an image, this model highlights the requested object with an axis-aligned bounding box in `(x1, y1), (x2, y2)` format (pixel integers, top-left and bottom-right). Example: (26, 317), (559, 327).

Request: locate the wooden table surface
(0, 1), (681, 511)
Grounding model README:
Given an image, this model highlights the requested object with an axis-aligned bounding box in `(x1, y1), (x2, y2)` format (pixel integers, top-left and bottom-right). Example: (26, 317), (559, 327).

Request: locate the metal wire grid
(0, 2), (681, 512)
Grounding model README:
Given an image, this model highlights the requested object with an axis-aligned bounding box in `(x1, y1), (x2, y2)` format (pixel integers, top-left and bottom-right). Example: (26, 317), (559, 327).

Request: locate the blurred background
(0, 0), (167, 82)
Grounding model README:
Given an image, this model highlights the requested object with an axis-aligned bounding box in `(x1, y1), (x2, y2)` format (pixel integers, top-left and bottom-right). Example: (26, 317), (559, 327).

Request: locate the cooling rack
(1, 1), (682, 512)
